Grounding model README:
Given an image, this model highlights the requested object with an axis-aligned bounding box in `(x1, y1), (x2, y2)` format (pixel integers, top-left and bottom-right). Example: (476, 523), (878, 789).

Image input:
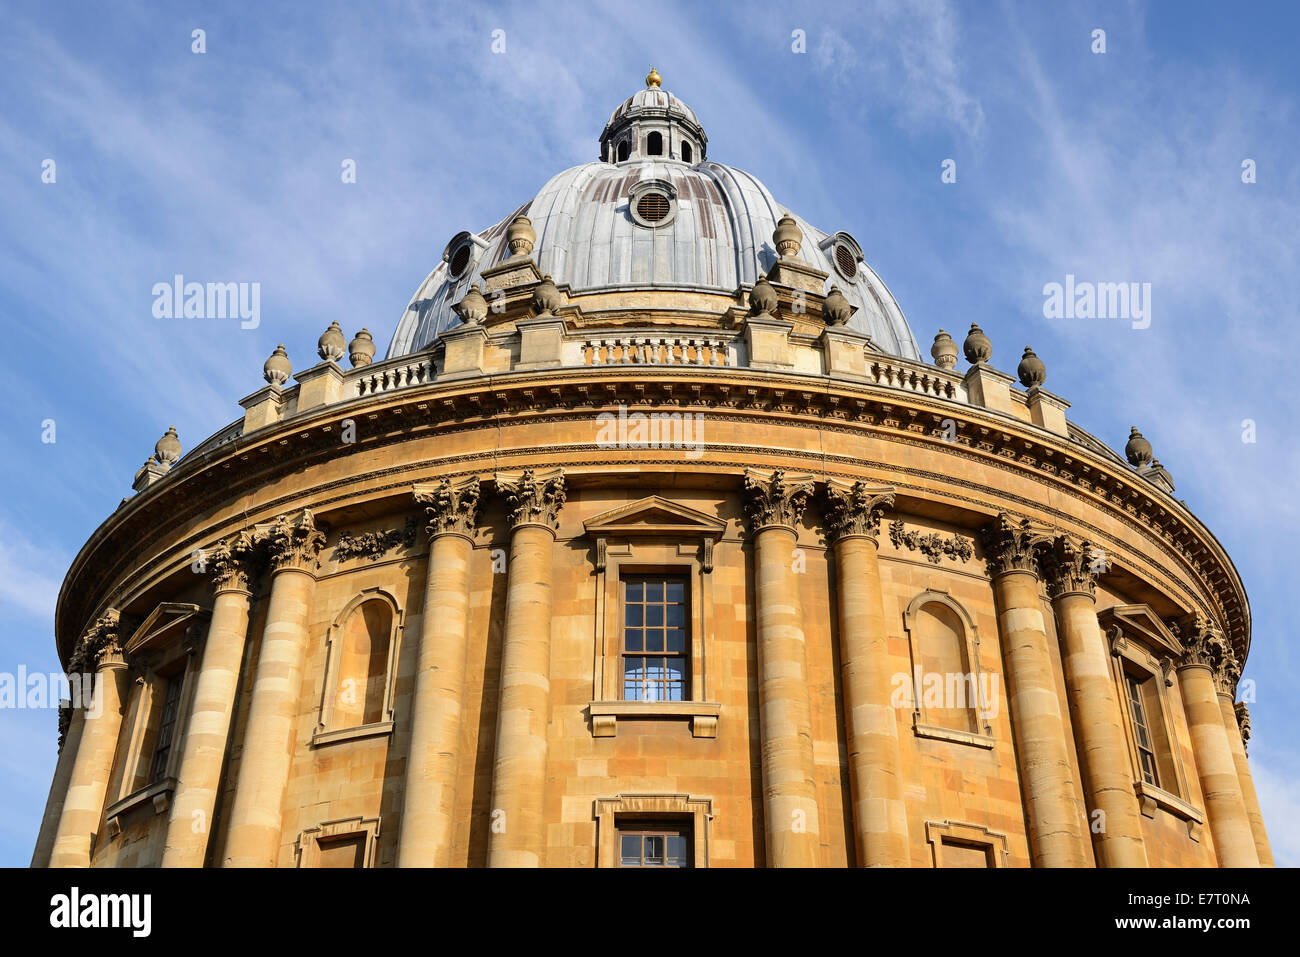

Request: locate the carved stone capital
(823, 479), (894, 544)
(1172, 613), (1233, 689)
(1042, 534), (1098, 599)
(209, 530), (260, 592)
(742, 469), (815, 534)
(979, 513), (1053, 578)
(498, 468), (566, 530)
(258, 508), (327, 574)
(1235, 702), (1252, 753)
(414, 477), (481, 539)
(69, 608), (123, 675)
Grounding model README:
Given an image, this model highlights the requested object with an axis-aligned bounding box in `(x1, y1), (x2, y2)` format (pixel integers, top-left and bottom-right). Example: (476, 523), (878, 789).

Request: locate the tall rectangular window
(622, 576), (688, 702)
(148, 677), (182, 784)
(1125, 672), (1159, 787)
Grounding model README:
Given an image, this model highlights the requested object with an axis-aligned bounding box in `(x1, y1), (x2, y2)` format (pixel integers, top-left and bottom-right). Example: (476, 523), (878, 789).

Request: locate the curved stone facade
(33, 75), (1269, 869)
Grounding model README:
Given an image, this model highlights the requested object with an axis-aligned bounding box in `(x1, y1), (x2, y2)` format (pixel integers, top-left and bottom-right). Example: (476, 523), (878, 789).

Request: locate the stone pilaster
(398, 477), (481, 867)
(743, 469), (821, 867)
(162, 531), (259, 867)
(1173, 615), (1258, 867)
(49, 611), (129, 868)
(487, 469), (565, 867)
(222, 510), (325, 867)
(1224, 701), (1272, 866)
(981, 515), (1090, 867)
(1042, 535), (1149, 867)
(823, 479), (910, 867)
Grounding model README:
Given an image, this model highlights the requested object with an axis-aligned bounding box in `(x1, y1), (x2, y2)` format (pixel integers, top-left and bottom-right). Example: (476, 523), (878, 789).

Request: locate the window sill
(104, 777), (176, 836)
(311, 720), (394, 748)
(588, 701), (720, 738)
(1135, 780), (1204, 842)
(913, 720), (995, 750)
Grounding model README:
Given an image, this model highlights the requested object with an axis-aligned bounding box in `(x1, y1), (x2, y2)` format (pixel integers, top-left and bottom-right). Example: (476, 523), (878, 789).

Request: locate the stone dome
(387, 77), (922, 362)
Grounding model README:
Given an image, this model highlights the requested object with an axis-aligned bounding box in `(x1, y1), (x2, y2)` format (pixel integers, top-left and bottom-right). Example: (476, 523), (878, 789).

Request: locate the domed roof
(386, 77), (922, 363)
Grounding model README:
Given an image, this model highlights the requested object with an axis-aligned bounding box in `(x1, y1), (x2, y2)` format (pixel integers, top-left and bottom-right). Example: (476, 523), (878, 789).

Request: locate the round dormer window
(834, 243), (858, 279)
(628, 180), (678, 228)
(449, 244), (472, 278)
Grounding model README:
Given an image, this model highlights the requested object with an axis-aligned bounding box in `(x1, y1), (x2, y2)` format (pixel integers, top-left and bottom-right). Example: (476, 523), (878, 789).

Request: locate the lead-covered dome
(387, 74), (922, 362)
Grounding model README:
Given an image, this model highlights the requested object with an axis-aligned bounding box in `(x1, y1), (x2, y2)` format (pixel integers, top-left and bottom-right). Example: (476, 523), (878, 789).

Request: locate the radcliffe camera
(0, 0), (1292, 944)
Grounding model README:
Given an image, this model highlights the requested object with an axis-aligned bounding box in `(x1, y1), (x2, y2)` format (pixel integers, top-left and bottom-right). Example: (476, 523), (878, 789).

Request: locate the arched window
(647, 131), (663, 156)
(617, 140), (630, 162)
(902, 590), (992, 746)
(681, 141), (693, 164)
(316, 590), (402, 743)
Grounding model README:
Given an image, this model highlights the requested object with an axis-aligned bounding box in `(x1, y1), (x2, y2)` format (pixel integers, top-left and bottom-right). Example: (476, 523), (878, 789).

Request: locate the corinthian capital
(1041, 534), (1098, 599)
(1173, 613), (1234, 690)
(742, 469), (815, 534)
(1235, 702), (1252, 753)
(259, 508), (327, 574)
(69, 608), (123, 674)
(414, 476), (481, 539)
(979, 513), (1053, 578)
(209, 529), (260, 592)
(498, 468), (566, 530)
(823, 479), (895, 544)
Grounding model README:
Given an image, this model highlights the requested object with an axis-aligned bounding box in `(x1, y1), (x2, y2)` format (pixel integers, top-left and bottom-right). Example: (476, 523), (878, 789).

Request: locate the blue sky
(1, 0), (1296, 867)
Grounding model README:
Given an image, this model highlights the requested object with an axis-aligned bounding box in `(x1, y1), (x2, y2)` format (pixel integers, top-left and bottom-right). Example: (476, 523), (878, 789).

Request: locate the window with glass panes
(1125, 672), (1159, 787)
(148, 677), (182, 783)
(622, 576), (688, 702)
(618, 824), (692, 868)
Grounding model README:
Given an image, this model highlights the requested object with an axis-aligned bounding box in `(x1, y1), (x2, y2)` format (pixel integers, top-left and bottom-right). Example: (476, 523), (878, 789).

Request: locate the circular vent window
(636, 192), (671, 223)
(834, 244), (858, 279)
(449, 244), (472, 278)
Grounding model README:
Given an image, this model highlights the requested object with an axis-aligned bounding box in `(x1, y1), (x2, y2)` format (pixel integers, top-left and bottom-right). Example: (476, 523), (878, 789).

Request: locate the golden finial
(646, 66), (662, 88)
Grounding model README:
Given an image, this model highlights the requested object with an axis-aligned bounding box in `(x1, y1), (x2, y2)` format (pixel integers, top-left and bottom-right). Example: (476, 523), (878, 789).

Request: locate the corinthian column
(743, 469), (821, 868)
(31, 701), (89, 866)
(49, 611), (129, 868)
(1224, 701), (1272, 866)
(981, 515), (1089, 867)
(398, 477), (481, 867)
(487, 468), (565, 868)
(222, 509), (325, 868)
(1173, 616), (1258, 867)
(823, 480), (909, 867)
(1042, 536), (1148, 867)
(162, 531), (259, 867)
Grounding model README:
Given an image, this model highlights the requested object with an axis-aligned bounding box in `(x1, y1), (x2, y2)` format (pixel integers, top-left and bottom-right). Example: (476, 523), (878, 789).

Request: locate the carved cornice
(823, 479), (895, 544)
(1042, 534), (1098, 599)
(888, 519), (974, 564)
(68, 608), (123, 675)
(258, 508), (327, 574)
(498, 468), (566, 529)
(209, 529), (260, 591)
(413, 476), (481, 539)
(1235, 702), (1251, 753)
(979, 512), (1053, 578)
(334, 517), (419, 559)
(742, 468), (814, 534)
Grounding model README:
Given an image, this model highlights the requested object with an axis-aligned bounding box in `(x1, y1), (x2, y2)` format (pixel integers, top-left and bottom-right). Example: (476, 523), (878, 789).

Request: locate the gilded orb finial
(646, 66), (661, 89)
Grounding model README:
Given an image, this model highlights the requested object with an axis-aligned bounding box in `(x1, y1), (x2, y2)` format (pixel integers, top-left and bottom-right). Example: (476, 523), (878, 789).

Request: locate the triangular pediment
(125, 601), (207, 656)
(583, 496), (725, 539)
(1098, 604), (1182, 658)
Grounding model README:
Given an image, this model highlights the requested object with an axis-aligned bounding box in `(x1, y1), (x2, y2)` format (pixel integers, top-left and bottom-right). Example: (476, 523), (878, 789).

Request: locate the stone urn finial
(264, 344), (291, 385)
(1125, 427), (1154, 468)
(155, 426), (182, 467)
(506, 214), (536, 259)
(822, 285), (851, 326)
(931, 329), (958, 369)
(1017, 346), (1046, 388)
(348, 328), (376, 368)
(318, 320), (346, 362)
(773, 212), (802, 259)
(533, 274), (563, 317)
(749, 274), (778, 316)
(454, 283), (489, 325)
(962, 323), (992, 364)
